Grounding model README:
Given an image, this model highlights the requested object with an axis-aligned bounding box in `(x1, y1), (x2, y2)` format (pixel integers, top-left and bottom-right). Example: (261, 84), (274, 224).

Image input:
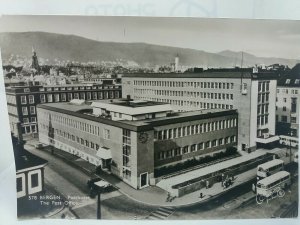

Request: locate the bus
(256, 171), (291, 198)
(257, 159), (284, 180)
(279, 135), (299, 148)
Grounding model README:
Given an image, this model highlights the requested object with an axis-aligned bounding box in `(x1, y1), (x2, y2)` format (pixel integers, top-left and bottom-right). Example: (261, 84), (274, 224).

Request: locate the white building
(122, 69), (278, 151)
(276, 64), (300, 137)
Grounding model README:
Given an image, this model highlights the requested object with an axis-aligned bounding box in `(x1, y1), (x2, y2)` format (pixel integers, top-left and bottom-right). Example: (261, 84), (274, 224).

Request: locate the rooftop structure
(37, 100), (238, 189)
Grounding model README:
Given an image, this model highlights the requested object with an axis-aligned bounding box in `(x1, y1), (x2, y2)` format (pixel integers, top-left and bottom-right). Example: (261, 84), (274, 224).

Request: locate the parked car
(87, 177), (102, 189)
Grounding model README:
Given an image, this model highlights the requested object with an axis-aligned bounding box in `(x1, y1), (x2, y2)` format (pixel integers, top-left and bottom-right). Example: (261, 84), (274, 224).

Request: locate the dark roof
(278, 63), (300, 87)
(110, 100), (166, 108)
(122, 71), (277, 80)
(11, 135), (47, 171)
(37, 103), (237, 132)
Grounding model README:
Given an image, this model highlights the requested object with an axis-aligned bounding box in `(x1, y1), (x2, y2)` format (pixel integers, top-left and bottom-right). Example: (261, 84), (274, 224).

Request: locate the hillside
(0, 32), (299, 68)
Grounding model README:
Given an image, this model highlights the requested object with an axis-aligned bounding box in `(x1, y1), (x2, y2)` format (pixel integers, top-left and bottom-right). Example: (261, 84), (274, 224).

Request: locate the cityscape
(0, 16), (299, 220)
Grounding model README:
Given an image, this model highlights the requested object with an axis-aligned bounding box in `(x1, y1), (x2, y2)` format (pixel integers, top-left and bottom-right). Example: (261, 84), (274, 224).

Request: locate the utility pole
(90, 180), (110, 219)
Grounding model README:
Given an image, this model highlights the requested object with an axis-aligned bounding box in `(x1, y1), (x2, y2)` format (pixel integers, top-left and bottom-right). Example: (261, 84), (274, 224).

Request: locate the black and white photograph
(0, 15), (299, 220)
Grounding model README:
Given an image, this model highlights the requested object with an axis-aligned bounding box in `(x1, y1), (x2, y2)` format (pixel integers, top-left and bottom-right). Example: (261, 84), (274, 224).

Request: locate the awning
(256, 135), (280, 144)
(96, 147), (112, 160)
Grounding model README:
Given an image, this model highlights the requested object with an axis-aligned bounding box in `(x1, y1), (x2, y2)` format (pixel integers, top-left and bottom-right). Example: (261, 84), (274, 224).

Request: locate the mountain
(0, 32), (299, 68)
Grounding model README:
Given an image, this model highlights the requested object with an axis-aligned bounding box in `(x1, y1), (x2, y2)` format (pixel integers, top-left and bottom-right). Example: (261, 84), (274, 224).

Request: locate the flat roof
(257, 171), (290, 185)
(257, 159), (284, 170)
(122, 71), (277, 80)
(91, 100), (173, 116)
(37, 102), (237, 132)
(40, 102), (92, 112)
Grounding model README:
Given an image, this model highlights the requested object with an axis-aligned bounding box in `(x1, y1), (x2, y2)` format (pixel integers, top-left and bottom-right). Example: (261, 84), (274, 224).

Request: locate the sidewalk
(24, 138), (280, 208)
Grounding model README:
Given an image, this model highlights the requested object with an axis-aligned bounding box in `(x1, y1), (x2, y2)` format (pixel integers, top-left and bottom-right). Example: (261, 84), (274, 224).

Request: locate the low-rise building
(37, 99), (238, 189)
(12, 134), (48, 199)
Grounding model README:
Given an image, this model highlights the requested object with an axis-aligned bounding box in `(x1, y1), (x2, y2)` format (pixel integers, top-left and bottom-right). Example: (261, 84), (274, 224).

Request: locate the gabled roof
(11, 135), (47, 172)
(278, 63), (300, 87)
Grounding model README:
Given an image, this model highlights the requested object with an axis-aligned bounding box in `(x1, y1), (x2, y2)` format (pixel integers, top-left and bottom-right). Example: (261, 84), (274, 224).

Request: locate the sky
(0, 15), (299, 59)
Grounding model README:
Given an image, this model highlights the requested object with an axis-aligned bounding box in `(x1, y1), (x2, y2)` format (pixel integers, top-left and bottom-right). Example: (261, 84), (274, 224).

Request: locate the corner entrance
(140, 172), (148, 188)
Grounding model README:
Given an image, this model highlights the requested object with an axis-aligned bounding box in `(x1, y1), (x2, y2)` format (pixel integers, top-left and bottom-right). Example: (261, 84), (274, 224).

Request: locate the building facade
(122, 71), (277, 151)
(37, 99), (238, 189)
(12, 134), (48, 199)
(6, 83), (122, 135)
(276, 65), (300, 137)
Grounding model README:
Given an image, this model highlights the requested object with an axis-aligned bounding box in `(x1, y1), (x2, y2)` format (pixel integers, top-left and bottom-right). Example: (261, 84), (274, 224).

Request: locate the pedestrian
(199, 192), (203, 198)
(206, 180), (209, 189)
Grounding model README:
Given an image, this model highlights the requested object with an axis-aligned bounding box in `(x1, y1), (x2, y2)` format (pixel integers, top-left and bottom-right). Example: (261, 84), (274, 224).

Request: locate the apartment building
(5, 83), (122, 135)
(276, 64), (300, 137)
(37, 99), (237, 189)
(122, 70), (278, 151)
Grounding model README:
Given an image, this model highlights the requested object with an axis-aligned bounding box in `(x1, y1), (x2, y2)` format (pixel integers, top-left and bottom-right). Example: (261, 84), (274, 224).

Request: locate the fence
(174, 153), (275, 197)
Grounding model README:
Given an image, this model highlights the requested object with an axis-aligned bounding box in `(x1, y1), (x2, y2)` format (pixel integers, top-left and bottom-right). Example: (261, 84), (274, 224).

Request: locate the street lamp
(90, 180), (110, 219)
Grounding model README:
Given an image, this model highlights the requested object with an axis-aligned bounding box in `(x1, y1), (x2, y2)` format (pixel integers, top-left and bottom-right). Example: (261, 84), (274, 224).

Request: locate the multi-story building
(276, 64), (300, 137)
(6, 83), (122, 135)
(122, 70), (278, 151)
(37, 99), (238, 189)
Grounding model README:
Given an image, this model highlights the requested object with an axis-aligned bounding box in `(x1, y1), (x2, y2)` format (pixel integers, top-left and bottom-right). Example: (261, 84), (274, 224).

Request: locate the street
(25, 142), (298, 219)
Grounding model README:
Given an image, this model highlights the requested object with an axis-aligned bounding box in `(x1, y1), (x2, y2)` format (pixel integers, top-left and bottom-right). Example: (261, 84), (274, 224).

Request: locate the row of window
(257, 104), (269, 115)
(39, 85), (120, 92)
(40, 91), (120, 103)
(23, 117), (36, 124)
(258, 93), (270, 103)
(257, 115), (269, 126)
(258, 81), (270, 93)
(22, 106), (36, 115)
(134, 88), (234, 100)
(40, 112), (111, 139)
(44, 125), (102, 151)
(133, 80), (235, 90)
(122, 129), (132, 170)
(284, 79), (299, 85)
(154, 118), (237, 140)
(277, 88), (299, 94)
(156, 136), (236, 160)
(21, 95), (35, 104)
(134, 96), (234, 110)
(277, 115), (297, 123)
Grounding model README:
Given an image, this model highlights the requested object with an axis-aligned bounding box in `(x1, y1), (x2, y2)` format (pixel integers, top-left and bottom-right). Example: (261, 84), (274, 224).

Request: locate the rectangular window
(28, 95), (34, 104)
(191, 144), (196, 152)
(54, 94), (60, 102)
(31, 173), (39, 188)
(205, 141), (210, 148)
(21, 96), (27, 104)
(16, 177), (23, 192)
(68, 93), (73, 101)
(47, 94), (53, 102)
(104, 128), (110, 139)
(22, 107), (28, 115)
(61, 93), (66, 101)
(30, 106), (36, 114)
(212, 139), (217, 147)
(183, 146), (189, 154)
(40, 94), (46, 103)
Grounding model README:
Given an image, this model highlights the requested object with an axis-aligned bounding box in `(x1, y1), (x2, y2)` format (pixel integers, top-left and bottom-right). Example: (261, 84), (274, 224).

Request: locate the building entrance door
(140, 172), (148, 188)
(242, 144), (246, 151)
